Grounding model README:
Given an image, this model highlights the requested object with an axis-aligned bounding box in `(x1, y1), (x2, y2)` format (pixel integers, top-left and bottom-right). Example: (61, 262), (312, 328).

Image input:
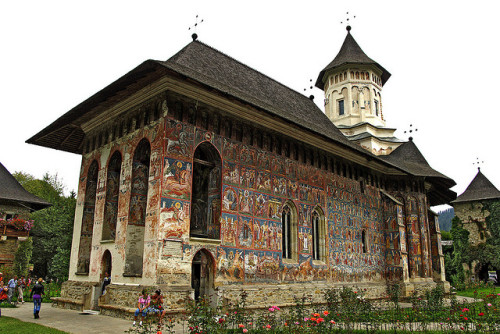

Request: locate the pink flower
(462, 308), (469, 312)
(266, 324), (271, 329)
(274, 306), (280, 311)
(243, 330), (248, 333)
(487, 303), (492, 307)
(268, 307), (274, 312)
(330, 320), (336, 324)
(238, 324), (245, 328)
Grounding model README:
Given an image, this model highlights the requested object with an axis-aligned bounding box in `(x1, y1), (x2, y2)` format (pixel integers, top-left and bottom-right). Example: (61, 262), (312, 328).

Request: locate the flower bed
(126, 285), (500, 333)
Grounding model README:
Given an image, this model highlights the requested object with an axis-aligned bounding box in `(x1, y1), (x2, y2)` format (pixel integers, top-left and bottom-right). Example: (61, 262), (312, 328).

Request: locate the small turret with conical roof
(317, 26), (402, 155)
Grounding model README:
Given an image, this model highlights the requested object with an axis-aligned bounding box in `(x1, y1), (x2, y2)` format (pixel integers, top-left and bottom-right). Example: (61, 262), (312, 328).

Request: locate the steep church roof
(380, 139), (456, 205)
(158, 40), (354, 149)
(452, 169), (500, 204)
(315, 27), (391, 90)
(27, 40), (378, 160)
(0, 162), (51, 211)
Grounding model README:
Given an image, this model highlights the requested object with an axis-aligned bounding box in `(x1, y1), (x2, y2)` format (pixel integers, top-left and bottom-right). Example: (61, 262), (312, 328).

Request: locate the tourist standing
(17, 276), (25, 304)
(101, 272), (111, 295)
(7, 275), (17, 304)
(30, 278), (44, 319)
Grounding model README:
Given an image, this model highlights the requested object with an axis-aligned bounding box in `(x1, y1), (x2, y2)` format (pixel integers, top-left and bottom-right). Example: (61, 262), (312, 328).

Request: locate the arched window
(191, 142), (222, 239)
(350, 71), (354, 79)
(334, 75), (338, 83)
(76, 160), (99, 274)
(102, 151), (122, 241)
(311, 208), (326, 261)
(356, 72), (360, 79)
(282, 202), (298, 260)
(362, 230), (367, 253)
(124, 139), (150, 276)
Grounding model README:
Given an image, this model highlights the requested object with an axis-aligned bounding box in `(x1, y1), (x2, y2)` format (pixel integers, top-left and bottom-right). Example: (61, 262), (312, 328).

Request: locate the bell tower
(316, 26), (402, 155)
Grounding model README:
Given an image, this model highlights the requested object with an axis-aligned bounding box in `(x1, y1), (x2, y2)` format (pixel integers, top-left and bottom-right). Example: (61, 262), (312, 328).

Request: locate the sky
(1, 1), (499, 211)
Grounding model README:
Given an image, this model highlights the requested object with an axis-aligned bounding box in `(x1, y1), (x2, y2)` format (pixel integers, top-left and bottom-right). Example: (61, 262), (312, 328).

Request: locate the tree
(447, 216), (469, 287)
(14, 172), (76, 280)
(13, 238), (33, 277)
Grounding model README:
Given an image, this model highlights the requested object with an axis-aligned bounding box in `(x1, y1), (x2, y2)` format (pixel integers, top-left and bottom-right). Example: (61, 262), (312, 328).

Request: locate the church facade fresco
(65, 91), (444, 306)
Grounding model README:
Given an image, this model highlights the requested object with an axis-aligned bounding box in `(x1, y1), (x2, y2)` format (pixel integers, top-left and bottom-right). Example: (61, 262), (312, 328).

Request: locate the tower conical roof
(315, 28), (391, 90)
(452, 169), (500, 204)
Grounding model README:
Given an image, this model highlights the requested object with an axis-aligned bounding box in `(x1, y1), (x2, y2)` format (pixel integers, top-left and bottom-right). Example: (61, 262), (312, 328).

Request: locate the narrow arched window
(282, 205), (292, 259)
(102, 151), (122, 241)
(76, 160), (99, 274)
(191, 142), (222, 239)
(282, 203), (298, 260)
(311, 210), (325, 261)
(124, 139), (150, 276)
(362, 230), (367, 253)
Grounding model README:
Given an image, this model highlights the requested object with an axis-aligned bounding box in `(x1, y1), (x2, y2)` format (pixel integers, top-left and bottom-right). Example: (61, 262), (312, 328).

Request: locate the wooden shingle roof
(0, 162), (51, 211)
(315, 28), (391, 90)
(452, 169), (500, 204)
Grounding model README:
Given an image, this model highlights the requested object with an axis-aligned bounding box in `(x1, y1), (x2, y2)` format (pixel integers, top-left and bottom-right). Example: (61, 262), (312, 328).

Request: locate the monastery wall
(60, 91), (444, 314)
(453, 201), (489, 246)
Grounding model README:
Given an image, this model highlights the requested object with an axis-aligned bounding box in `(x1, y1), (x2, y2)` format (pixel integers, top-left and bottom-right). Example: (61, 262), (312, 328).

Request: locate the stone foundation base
(55, 279), (450, 319)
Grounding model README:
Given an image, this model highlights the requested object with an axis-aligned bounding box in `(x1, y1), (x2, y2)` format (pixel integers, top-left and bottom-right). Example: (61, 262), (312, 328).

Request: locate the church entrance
(191, 250), (215, 302)
(101, 250), (112, 280)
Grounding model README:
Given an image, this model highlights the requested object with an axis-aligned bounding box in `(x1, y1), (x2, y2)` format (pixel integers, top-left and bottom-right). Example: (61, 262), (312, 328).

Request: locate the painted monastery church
(28, 27), (456, 314)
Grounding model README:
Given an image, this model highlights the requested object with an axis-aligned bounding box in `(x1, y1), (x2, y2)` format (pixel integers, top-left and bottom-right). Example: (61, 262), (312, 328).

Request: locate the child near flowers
(133, 289), (150, 326)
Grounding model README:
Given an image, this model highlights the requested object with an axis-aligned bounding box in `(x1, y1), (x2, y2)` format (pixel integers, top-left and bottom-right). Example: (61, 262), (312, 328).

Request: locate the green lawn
(455, 286), (499, 298)
(0, 316), (68, 334)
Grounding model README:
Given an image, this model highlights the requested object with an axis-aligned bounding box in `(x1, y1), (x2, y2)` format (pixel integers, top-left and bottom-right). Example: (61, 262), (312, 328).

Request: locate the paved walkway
(2, 303), (145, 333)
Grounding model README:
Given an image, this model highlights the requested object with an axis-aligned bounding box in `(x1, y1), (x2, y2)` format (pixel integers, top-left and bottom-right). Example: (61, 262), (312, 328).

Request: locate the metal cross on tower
(340, 12), (356, 31)
(403, 124), (418, 141)
(189, 15), (204, 41)
(303, 79), (314, 100)
(473, 157), (484, 170)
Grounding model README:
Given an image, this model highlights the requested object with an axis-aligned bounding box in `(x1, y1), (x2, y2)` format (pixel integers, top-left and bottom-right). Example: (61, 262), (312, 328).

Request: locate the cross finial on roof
(403, 124), (418, 141)
(473, 157), (484, 171)
(188, 15), (204, 41)
(303, 79), (314, 100)
(340, 12), (356, 33)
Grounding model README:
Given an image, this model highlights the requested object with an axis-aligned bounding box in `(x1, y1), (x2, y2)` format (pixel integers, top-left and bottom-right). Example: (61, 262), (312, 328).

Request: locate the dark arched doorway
(101, 250), (112, 282)
(191, 249), (215, 302)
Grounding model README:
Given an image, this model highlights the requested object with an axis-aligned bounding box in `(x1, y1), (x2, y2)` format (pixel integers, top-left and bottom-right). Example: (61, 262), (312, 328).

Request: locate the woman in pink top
(133, 289), (150, 326)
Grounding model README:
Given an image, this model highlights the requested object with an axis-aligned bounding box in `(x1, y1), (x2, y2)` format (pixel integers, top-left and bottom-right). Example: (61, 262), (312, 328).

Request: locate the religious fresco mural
(73, 94), (442, 290)
(407, 196), (423, 278)
(216, 246), (245, 282)
(222, 161), (239, 185)
(222, 185), (238, 212)
(124, 139), (151, 276)
(255, 171), (272, 193)
(159, 198), (190, 240)
(162, 158), (192, 200)
(76, 160), (99, 274)
(252, 219), (281, 251)
(128, 140), (150, 226)
(221, 213), (238, 246)
(164, 120), (194, 159)
(239, 189), (253, 215)
(102, 151), (122, 240)
(327, 178), (386, 283)
(237, 216), (253, 248)
(245, 250), (280, 282)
